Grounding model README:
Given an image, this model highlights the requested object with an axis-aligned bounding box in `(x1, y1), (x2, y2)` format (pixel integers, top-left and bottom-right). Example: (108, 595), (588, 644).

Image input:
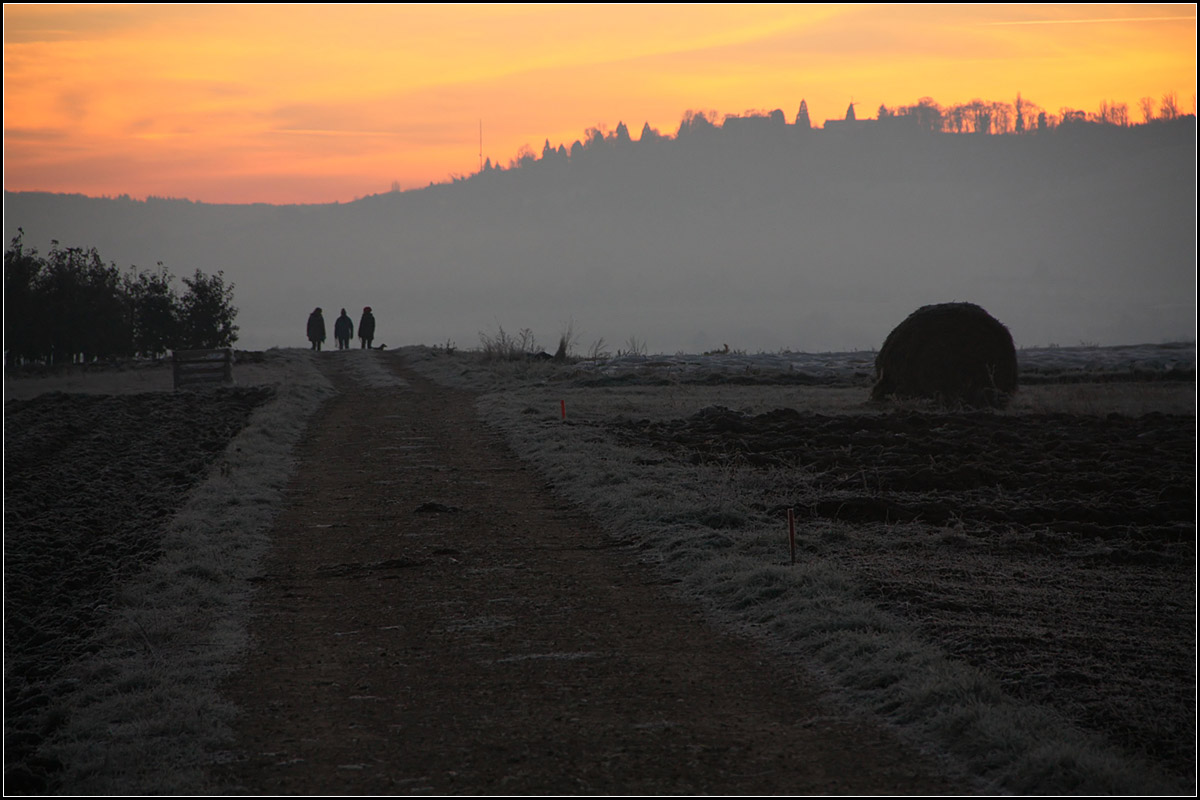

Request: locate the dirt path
(215, 352), (963, 794)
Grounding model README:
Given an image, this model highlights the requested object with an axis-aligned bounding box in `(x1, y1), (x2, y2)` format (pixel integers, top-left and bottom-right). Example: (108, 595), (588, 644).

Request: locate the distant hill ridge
(4, 117), (1195, 354)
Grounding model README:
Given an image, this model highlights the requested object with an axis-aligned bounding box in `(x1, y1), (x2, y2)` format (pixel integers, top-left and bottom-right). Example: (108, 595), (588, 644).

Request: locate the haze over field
(4, 117), (1196, 354)
(4, 5), (1196, 355)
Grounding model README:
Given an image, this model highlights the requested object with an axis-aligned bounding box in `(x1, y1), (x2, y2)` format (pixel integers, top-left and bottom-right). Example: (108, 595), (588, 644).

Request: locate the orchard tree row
(4, 231), (238, 366)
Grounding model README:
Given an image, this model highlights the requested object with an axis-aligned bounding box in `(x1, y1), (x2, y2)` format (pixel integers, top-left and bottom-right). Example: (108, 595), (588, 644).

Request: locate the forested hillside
(5, 116), (1194, 354)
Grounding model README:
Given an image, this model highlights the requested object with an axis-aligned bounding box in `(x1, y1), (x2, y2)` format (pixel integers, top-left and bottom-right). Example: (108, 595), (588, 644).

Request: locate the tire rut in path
(216, 351), (961, 794)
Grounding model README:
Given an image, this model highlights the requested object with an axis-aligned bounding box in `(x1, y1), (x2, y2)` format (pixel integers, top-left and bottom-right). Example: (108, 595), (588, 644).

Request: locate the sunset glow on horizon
(4, 3), (1196, 205)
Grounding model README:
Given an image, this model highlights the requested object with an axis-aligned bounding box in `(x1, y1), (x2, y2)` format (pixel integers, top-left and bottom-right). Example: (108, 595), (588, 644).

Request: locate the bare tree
(1159, 92), (1180, 121)
(961, 99), (992, 134)
(1059, 107), (1088, 126)
(1138, 96), (1157, 123)
(1016, 96), (1046, 133)
(509, 144), (536, 168)
(945, 104), (966, 133)
(908, 97), (943, 132)
(990, 101), (1014, 134)
(1094, 101), (1129, 127)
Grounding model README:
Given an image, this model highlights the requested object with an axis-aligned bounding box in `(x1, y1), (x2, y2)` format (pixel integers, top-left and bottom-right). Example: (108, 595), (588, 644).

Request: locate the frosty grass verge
(405, 343), (1193, 795)
(31, 349), (336, 794)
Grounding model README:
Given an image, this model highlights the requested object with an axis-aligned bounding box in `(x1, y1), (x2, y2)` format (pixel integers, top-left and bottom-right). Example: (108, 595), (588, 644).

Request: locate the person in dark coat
(359, 306), (376, 349)
(334, 308), (354, 350)
(307, 307), (326, 351)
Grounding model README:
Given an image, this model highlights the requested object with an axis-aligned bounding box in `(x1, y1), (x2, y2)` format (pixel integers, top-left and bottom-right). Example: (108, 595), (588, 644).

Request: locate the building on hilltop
(822, 101), (877, 132)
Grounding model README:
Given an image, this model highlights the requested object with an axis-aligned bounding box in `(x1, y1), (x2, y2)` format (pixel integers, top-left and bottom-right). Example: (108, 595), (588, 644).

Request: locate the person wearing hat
(334, 308), (354, 350)
(307, 307), (326, 351)
(359, 306), (376, 349)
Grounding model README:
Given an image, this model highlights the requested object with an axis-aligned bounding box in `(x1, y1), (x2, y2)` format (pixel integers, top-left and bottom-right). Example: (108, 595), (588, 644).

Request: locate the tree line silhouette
(872, 91), (1187, 135)
(4, 231), (238, 366)
(474, 92), (1193, 175)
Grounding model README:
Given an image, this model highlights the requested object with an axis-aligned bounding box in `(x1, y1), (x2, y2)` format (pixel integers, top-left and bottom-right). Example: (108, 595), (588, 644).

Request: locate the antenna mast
(479, 119), (483, 173)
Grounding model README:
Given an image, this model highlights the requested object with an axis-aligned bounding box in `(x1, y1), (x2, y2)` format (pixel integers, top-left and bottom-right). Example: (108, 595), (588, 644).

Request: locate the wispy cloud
(983, 15), (1195, 26)
(4, 4), (1195, 203)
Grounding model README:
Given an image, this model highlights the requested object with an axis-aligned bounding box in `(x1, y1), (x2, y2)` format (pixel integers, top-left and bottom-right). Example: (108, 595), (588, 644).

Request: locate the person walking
(307, 307), (326, 351)
(359, 306), (376, 349)
(334, 308), (354, 350)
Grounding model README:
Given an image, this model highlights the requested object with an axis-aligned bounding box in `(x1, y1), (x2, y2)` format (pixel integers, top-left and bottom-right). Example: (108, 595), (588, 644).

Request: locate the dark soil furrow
(3, 387), (273, 793)
(614, 403), (1195, 781)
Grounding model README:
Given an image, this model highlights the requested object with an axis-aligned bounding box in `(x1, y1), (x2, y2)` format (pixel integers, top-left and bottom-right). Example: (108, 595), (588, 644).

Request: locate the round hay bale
(871, 302), (1018, 408)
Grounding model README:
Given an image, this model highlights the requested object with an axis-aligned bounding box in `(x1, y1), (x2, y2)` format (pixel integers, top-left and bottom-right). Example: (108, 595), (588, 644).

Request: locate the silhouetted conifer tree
(677, 110), (718, 137)
(795, 99), (811, 129)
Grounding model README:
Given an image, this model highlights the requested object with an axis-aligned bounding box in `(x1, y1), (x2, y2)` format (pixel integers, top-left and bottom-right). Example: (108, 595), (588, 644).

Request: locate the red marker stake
(560, 399), (566, 420)
(788, 508), (796, 565)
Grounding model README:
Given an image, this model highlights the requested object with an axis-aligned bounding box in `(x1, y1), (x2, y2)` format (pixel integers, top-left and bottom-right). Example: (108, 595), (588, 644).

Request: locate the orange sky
(4, 4), (1195, 205)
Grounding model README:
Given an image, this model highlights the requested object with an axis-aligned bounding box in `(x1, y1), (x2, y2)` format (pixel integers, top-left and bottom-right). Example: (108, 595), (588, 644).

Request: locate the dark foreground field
(3, 346), (1196, 794)
(4, 388), (273, 792)
(617, 406), (1196, 781)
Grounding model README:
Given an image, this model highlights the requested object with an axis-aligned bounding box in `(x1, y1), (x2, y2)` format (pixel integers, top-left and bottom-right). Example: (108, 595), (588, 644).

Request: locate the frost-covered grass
(13, 342), (1191, 793)
(28, 349), (334, 794)
(403, 342), (1195, 795)
(3, 349), (321, 402)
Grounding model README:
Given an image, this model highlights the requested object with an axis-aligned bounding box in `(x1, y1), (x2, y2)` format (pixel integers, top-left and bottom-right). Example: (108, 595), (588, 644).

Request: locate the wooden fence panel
(172, 348), (234, 390)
